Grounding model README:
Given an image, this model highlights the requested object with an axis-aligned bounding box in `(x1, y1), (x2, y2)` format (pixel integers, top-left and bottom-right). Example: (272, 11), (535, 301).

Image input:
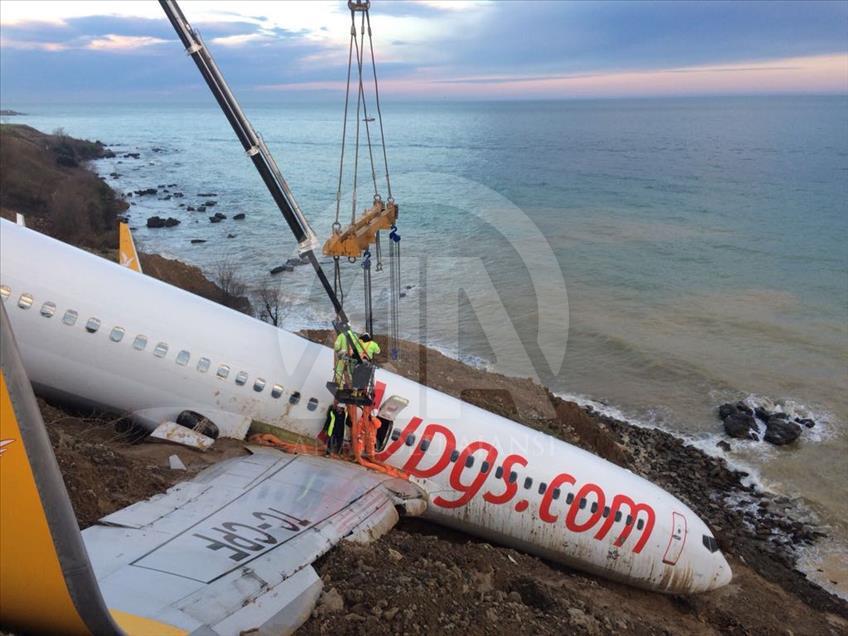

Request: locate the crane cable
(333, 1), (400, 355)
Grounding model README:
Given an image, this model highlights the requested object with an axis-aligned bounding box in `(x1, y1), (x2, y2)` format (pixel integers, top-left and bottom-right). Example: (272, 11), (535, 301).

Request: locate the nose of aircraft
(709, 551), (733, 590)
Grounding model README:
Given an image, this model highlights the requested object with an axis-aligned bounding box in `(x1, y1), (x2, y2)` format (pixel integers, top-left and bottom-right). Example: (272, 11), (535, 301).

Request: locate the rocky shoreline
(1, 124), (846, 633)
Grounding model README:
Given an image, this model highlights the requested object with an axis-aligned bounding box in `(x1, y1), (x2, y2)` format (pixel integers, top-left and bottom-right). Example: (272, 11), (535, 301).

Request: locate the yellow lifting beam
(323, 198), (398, 259)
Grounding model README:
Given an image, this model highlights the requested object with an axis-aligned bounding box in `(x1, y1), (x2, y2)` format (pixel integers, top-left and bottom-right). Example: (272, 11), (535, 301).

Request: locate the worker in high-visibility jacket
(333, 328), (366, 385)
(322, 403), (347, 454)
(359, 333), (381, 360)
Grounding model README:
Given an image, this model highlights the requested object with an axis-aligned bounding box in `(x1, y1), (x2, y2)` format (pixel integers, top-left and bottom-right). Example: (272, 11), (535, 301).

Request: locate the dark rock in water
(109, 172), (121, 178)
(754, 406), (772, 422)
(770, 412), (788, 421)
(173, 192), (184, 198)
(735, 401), (753, 416)
(233, 213), (246, 220)
(125, 192), (133, 198)
(764, 417), (801, 446)
(135, 188), (157, 196)
(214, 212), (226, 219)
(209, 216), (222, 223)
(399, 292), (407, 298)
(716, 440), (732, 452)
(723, 412), (758, 440)
(198, 192), (218, 197)
(186, 206), (195, 211)
(405, 285), (414, 290)
(795, 418), (816, 429)
(204, 200), (217, 207)
(178, 203), (185, 208)
(227, 233), (236, 239)
(270, 265), (292, 275)
(197, 206), (207, 212)
(123, 152), (141, 159)
(718, 403), (738, 420)
(147, 216), (179, 229)
(161, 195), (172, 200)
(190, 239), (206, 244)
(151, 147), (165, 153)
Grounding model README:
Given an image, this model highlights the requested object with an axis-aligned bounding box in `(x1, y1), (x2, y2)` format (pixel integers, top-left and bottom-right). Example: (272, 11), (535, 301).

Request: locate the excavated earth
(4, 125), (847, 634)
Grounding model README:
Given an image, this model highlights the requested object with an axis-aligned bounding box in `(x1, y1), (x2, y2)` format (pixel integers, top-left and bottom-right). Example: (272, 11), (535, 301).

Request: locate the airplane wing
(0, 300), (427, 636)
(84, 448), (425, 635)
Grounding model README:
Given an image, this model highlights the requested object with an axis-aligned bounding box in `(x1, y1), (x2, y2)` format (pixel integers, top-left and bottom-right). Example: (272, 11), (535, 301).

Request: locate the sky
(1, 0), (846, 103)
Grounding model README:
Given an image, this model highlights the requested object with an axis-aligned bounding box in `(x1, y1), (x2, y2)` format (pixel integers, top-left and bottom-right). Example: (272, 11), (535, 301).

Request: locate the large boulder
(723, 412), (759, 440)
(764, 417), (801, 446)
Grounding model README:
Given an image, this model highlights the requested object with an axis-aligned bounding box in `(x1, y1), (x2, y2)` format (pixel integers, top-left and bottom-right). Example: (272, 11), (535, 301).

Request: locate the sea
(4, 96), (847, 595)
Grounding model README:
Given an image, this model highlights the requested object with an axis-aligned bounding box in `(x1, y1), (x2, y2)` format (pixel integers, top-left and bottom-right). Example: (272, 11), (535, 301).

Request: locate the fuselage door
(662, 511), (688, 565)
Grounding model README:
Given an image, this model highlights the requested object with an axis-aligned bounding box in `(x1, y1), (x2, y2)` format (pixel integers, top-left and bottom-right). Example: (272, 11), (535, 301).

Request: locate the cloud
(86, 34), (169, 52)
(210, 33), (274, 47)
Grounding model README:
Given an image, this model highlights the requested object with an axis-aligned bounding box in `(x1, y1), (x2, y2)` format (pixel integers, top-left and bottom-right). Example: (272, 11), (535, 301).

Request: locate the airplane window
(538, 482), (547, 494)
(40, 301), (56, 318)
(153, 342), (168, 358)
(85, 317), (101, 333)
(235, 371), (248, 386)
(523, 477), (533, 490)
(63, 309), (78, 326)
(637, 519), (645, 530)
(176, 350), (190, 366)
(289, 391), (301, 404)
(271, 384), (284, 398)
(702, 535), (720, 553)
(133, 334), (148, 351)
(625, 515), (633, 526)
(217, 364), (230, 379)
(18, 293), (33, 310)
(615, 511), (622, 522)
(603, 506), (610, 518)
(465, 455), (475, 468)
(566, 493), (574, 505)
(495, 466), (504, 479)
(391, 428), (401, 441)
(255, 378), (267, 393)
(405, 434), (415, 447)
(509, 471), (518, 484)
(579, 498), (587, 510)
(590, 502), (598, 514)
(0, 285), (10, 300)
(197, 357), (211, 373)
(419, 439), (430, 452)
(109, 327), (125, 342)
(552, 488), (561, 500)
(481, 461), (490, 473)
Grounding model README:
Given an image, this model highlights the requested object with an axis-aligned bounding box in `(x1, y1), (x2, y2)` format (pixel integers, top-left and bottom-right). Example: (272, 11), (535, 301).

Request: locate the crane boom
(159, 0), (350, 325)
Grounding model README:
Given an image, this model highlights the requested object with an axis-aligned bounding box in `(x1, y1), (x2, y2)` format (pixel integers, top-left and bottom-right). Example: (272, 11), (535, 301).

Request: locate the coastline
(1, 123), (846, 632)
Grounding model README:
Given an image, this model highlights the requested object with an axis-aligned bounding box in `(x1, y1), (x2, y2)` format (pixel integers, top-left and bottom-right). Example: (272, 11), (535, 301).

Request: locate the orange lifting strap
(323, 198), (398, 259)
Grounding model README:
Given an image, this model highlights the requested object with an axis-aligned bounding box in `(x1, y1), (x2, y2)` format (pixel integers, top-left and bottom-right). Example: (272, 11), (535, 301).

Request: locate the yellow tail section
(118, 222), (142, 273)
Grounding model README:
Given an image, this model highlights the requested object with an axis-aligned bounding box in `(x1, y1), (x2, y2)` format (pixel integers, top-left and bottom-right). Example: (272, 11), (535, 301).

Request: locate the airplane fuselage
(0, 220), (731, 593)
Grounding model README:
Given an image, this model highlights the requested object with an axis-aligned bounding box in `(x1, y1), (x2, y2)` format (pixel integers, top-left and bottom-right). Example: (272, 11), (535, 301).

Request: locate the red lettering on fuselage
(377, 415), (656, 554)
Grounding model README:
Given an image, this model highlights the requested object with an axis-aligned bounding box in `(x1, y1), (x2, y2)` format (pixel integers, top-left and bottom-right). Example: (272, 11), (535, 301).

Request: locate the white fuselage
(0, 220), (730, 593)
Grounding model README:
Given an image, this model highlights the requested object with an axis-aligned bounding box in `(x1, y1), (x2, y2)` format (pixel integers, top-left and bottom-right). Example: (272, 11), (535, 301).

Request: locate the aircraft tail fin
(0, 303), (122, 635)
(118, 222), (142, 273)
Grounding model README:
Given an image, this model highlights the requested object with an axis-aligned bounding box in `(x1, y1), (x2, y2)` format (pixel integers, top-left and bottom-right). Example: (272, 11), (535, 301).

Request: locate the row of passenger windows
(1, 286), (319, 409)
(390, 427), (645, 529)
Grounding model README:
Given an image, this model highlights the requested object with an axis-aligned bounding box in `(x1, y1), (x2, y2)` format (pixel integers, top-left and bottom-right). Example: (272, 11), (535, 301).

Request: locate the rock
(795, 417), (816, 429)
(387, 547), (403, 562)
(233, 213), (246, 220)
(164, 217), (180, 227)
(716, 440), (732, 452)
(399, 292), (407, 298)
(197, 192), (218, 197)
(764, 417), (801, 446)
(151, 146), (165, 153)
(197, 206), (207, 212)
(383, 607), (400, 621)
(270, 265), (287, 275)
(723, 412), (758, 440)
(472, 570), (494, 593)
(146, 216), (166, 228)
(205, 200), (217, 207)
(173, 192), (184, 198)
(134, 187), (157, 196)
(755, 406), (772, 422)
(123, 152), (141, 159)
(209, 216), (221, 223)
(213, 212), (227, 220)
(718, 402), (738, 420)
(227, 234), (236, 239)
(315, 587), (344, 616)
(186, 206), (195, 211)
(190, 239), (206, 244)
(568, 608), (601, 635)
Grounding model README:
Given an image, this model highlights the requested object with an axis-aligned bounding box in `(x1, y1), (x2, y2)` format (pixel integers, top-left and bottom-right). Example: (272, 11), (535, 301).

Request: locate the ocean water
(4, 96), (847, 592)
